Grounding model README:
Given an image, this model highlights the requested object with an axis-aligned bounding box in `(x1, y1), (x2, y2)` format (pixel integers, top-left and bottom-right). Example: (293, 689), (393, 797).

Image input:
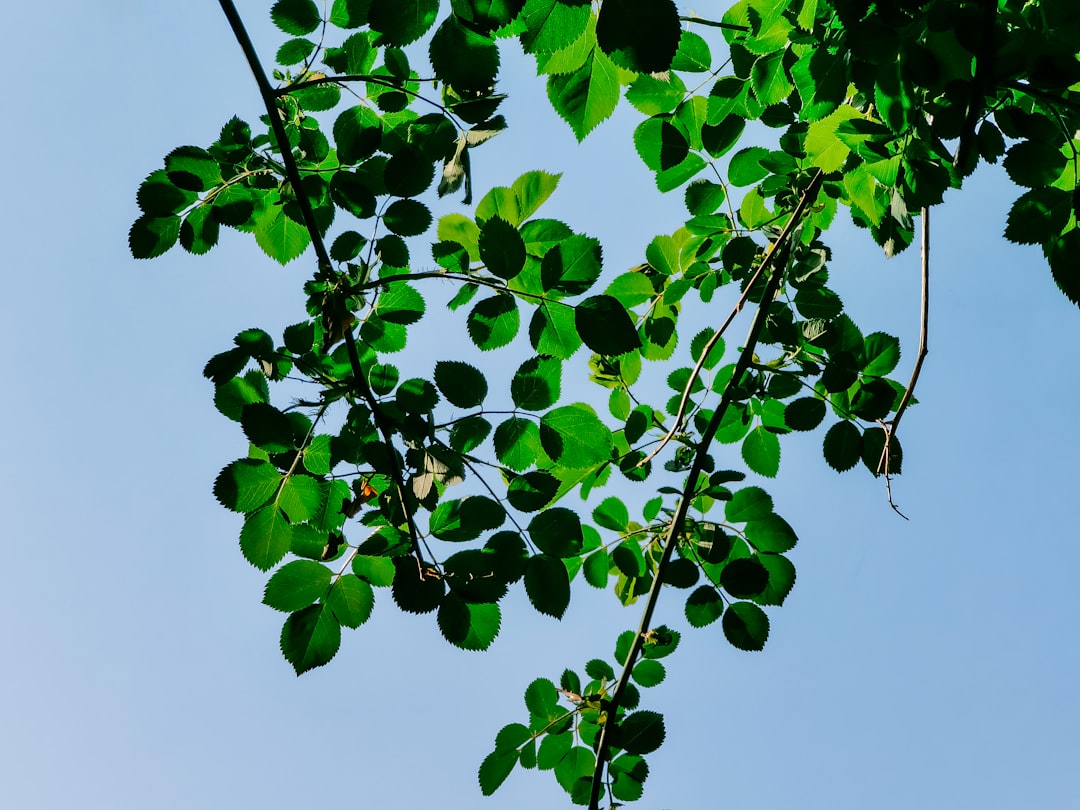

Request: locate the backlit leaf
(281, 604), (341, 674)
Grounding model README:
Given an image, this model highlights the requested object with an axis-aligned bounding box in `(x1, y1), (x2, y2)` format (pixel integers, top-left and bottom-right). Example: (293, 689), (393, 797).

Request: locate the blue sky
(3, 2), (1078, 808)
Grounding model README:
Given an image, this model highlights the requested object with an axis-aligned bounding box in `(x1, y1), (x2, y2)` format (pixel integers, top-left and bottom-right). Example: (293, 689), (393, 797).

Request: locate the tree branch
(587, 170), (824, 810)
(217, 0), (423, 561)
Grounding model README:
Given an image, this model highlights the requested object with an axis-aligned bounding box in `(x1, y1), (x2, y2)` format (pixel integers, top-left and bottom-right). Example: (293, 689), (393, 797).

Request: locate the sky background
(3, 2), (1078, 808)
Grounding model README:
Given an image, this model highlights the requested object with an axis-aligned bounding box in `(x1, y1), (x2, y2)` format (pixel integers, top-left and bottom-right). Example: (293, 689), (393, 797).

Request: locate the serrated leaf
(506, 471), (560, 512)
(1004, 187), (1072, 245)
(525, 676), (559, 718)
(281, 604), (341, 674)
(438, 593), (501, 650)
(469, 294), (520, 350)
(618, 710), (665, 755)
(725, 486), (773, 522)
(575, 295), (642, 356)
(240, 504), (294, 571)
(596, 0), (680, 73)
(527, 507), (583, 557)
(539, 403), (612, 469)
(755, 553), (796, 606)
(479, 216), (527, 279)
(547, 48), (620, 141)
(368, 0), (438, 45)
(524, 553), (571, 618)
(272, 0), (321, 35)
(479, 749), (519, 796)
(214, 459), (282, 513)
(494, 417), (542, 471)
(741, 426), (780, 477)
(744, 514), (798, 553)
(529, 302), (582, 359)
(722, 601), (769, 651)
(823, 420), (861, 472)
(391, 557), (445, 614)
(434, 361), (488, 408)
(263, 560), (332, 612)
(592, 496), (629, 532)
(277, 474), (324, 522)
(511, 355), (561, 410)
(631, 659), (665, 687)
(805, 106), (862, 173)
(685, 585), (723, 627)
(129, 215), (180, 259)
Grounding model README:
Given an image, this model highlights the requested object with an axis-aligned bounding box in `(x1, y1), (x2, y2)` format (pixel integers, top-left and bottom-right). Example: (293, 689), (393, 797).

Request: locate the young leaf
(280, 604), (342, 674)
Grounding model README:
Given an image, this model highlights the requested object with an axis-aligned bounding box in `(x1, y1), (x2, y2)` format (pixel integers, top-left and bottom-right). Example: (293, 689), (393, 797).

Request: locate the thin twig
(217, 0), (423, 560)
(877, 206), (930, 513)
(587, 171), (824, 810)
(639, 233), (792, 468)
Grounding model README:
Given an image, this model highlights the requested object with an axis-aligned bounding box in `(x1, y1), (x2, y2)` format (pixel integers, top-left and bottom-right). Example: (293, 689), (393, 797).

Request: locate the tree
(129, 0), (1080, 806)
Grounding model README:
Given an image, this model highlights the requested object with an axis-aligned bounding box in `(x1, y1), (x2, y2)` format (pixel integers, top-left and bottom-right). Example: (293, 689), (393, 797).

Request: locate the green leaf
(281, 604), (341, 674)
(429, 496), (507, 541)
(685, 585), (723, 627)
(596, 0), (680, 73)
(527, 507), (583, 557)
(547, 49), (620, 141)
(540, 403), (612, 468)
(554, 746), (594, 795)
(672, 29), (711, 72)
(618, 710), (665, 755)
(741, 426), (780, 478)
(449, 415), (492, 453)
(540, 234), (602, 296)
(383, 199), (433, 237)
(164, 145), (222, 192)
(263, 560), (332, 612)
(507, 471), (560, 512)
(538, 730), (573, 770)
(240, 504), (294, 571)
(438, 593), (502, 650)
(525, 676), (559, 718)
(334, 106), (382, 165)
(429, 16), (501, 95)
(529, 302), (582, 359)
(823, 420), (861, 472)
(384, 145), (436, 197)
(179, 205), (220, 255)
(750, 51), (793, 106)
(1004, 187), (1073, 245)
(376, 282), (426, 325)
(326, 574), (375, 628)
(329, 0), (369, 28)
(368, 0), (438, 45)
(720, 557), (769, 598)
(744, 514), (798, 553)
(494, 417), (542, 471)
(862, 332), (901, 376)
(1047, 228), (1080, 306)
(609, 754), (649, 802)
(129, 214), (180, 259)
(626, 72), (687, 116)
(480, 216), (527, 279)
(728, 146), (770, 186)
(1003, 140), (1067, 189)
(511, 355), (562, 410)
(685, 180), (726, 216)
(754, 553), (796, 606)
(725, 486), (773, 522)
(352, 555), (396, 586)
(722, 601), (769, 651)
(525, 553), (571, 617)
(592, 496), (629, 532)
(276, 37), (316, 65)
(434, 361), (488, 408)
(253, 202), (310, 264)
(575, 295), (642, 356)
(631, 659), (665, 687)
(272, 0), (321, 35)
(520, 0), (591, 54)
(214, 459), (282, 513)
(469, 294), (521, 350)
(478, 749), (519, 796)
(136, 169), (196, 217)
(242, 402), (296, 453)
(805, 106), (862, 173)
(278, 474), (324, 522)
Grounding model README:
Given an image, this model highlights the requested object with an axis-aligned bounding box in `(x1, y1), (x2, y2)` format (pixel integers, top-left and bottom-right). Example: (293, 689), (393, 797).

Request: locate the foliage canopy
(132, 0), (1080, 806)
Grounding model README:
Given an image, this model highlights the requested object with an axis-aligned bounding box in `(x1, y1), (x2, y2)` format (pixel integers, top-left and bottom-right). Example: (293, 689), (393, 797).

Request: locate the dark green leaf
(596, 0), (680, 73)
(129, 214), (180, 259)
(507, 471), (560, 512)
(383, 198), (433, 237)
(720, 556), (769, 598)
(479, 216), (527, 279)
(528, 507), (583, 557)
(438, 593), (501, 650)
(744, 514), (798, 553)
(618, 710), (665, 755)
(368, 0), (438, 45)
(478, 749), (518, 796)
(435, 360), (488, 408)
(1003, 140), (1067, 188)
(272, 0), (322, 35)
(264, 560), (333, 613)
(1004, 187), (1073, 245)
(554, 746), (594, 794)
(631, 659), (665, 687)
(823, 420), (861, 472)
(494, 417), (542, 470)
(722, 601), (769, 651)
(784, 397), (825, 431)
(137, 169), (195, 216)
(725, 486), (772, 522)
(429, 16), (500, 95)
(1047, 228), (1080, 306)
(391, 558), (446, 614)
(592, 496), (629, 532)
(575, 295), (642, 356)
(214, 459), (282, 513)
(741, 426), (780, 478)
(685, 585), (723, 627)
(429, 496), (506, 541)
(449, 415), (492, 453)
(525, 554), (570, 617)
(242, 402), (296, 453)
(281, 604), (341, 674)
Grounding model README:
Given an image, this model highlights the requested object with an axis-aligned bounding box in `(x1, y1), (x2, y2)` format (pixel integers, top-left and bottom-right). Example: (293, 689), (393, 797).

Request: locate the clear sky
(3, 2), (1078, 809)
